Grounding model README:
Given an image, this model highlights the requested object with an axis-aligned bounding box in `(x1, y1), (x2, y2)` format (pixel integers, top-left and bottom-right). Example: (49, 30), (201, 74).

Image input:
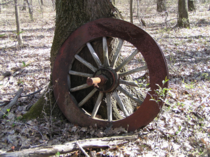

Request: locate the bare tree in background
(40, 0), (43, 5)
(137, 0), (140, 17)
(130, 0), (133, 23)
(177, 0), (190, 28)
(188, 0), (196, 11)
(14, 0), (23, 46)
(38, 0), (43, 17)
(22, 0), (26, 11)
(25, 0), (33, 21)
(157, 0), (166, 12)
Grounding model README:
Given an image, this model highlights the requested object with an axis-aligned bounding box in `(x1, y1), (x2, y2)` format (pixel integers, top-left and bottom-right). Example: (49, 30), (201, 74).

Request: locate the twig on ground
(12, 69), (24, 77)
(200, 93), (210, 105)
(0, 101), (10, 107)
(0, 88), (23, 118)
(21, 88), (42, 97)
(195, 93), (210, 110)
(76, 141), (90, 157)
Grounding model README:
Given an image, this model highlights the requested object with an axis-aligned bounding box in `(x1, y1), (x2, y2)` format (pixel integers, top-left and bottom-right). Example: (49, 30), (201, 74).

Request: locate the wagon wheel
(52, 18), (168, 131)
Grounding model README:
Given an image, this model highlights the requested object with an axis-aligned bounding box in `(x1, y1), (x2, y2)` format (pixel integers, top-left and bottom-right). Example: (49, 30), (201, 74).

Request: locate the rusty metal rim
(52, 18), (168, 131)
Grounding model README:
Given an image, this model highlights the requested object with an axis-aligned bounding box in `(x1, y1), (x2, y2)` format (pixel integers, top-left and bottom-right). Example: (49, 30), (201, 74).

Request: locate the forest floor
(0, 1), (210, 157)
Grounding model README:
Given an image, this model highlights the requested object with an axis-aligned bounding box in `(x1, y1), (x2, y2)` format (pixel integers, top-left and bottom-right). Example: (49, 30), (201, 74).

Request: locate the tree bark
(177, 0), (190, 28)
(40, 0), (43, 5)
(14, 0), (23, 46)
(188, 0), (196, 11)
(157, 0), (166, 12)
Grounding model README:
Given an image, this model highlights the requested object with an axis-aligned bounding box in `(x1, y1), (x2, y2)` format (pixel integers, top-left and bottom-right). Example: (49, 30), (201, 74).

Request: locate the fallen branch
(0, 135), (138, 157)
(0, 88), (23, 118)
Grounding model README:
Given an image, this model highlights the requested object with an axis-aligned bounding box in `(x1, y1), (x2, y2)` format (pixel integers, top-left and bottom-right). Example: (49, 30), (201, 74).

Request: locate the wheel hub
(87, 68), (119, 93)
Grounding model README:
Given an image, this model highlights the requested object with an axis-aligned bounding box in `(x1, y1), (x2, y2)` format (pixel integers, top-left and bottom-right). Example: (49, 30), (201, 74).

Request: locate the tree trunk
(177, 0), (190, 28)
(23, 0), (123, 120)
(40, 0), (43, 5)
(38, 0), (43, 17)
(130, 0), (133, 23)
(157, 0), (166, 12)
(25, 0), (33, 21)
(22, 0), (27, 11)
(188, 0), (196, 11)
(137, 0), (139, 17)
(14, 0), (23, 46)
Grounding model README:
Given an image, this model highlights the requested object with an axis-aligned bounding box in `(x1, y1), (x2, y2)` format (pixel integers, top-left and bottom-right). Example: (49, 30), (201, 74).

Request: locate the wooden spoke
(86, 42), (102, 67)
(110, 39), (124, 68)
(103, 37), (110, 67)
(75, 55), (97, 72)
(91, 92), (104, 118)
(70, 84), (92, 92)
(119, 79), (138, 87)
(117, 86), (143, 104)
(69, 70), (93, 77)
(115, 49), (139, 72)
(113, 91), (129, 117)
(106, 93), (112, 121)
(119, 65), (147, 77)
(78, 88), (98, 107)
